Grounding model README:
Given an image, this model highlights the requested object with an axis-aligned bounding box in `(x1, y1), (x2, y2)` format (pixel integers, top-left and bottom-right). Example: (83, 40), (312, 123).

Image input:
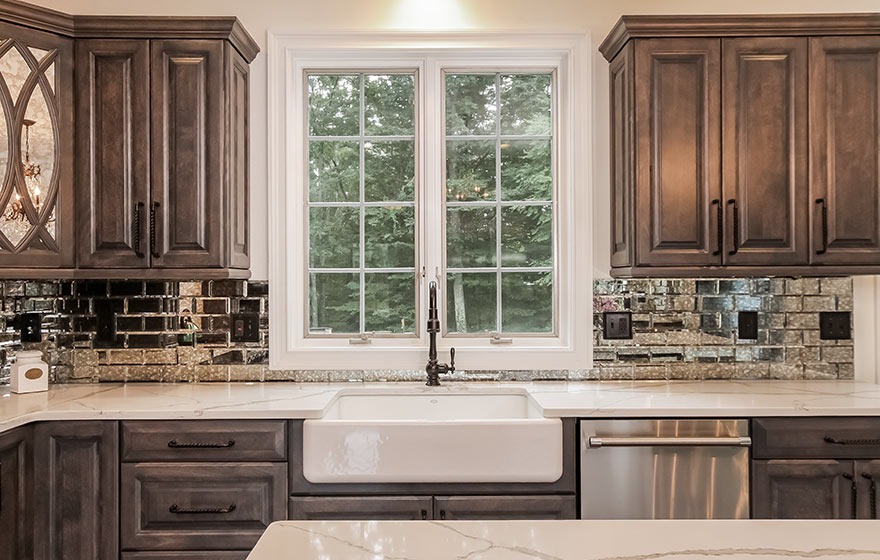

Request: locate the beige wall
(31, 0), (880, 380)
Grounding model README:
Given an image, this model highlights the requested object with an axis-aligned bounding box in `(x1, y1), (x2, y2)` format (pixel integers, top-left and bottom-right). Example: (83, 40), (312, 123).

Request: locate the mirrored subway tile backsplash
(0, 277), (853, 385)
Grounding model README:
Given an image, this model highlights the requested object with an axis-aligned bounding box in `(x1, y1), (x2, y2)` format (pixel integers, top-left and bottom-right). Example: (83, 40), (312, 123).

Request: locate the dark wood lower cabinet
(121, 553), (249, 560)
(434, 495), (576, 520)
(855, 460), (880, 520)
(121, 462), (287, 551)
(290, 496), (433, 520)
(0, 426), (33, 560)
(33, 421), (119, 560)
(752, 460), (855, 519)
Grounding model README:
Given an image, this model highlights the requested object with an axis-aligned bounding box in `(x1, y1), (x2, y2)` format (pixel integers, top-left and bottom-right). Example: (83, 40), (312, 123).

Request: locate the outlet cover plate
(603, 311), (633, 340)
(231, 313), (260, 343)
(819, 311), (851, 340)
(738, 311), (758, 340)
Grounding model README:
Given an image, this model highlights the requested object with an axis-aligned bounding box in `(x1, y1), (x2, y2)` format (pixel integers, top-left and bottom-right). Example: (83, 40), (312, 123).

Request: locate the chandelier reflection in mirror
(5, 118), (50, 222)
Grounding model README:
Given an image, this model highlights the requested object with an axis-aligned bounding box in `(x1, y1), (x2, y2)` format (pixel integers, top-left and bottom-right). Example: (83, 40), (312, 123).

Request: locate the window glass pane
(365, 273), (416, 333)
(364, 74), (415, 136)
(502, 271), (552, 333)
(446, 272), (496, 333)
(364, 141), (414, 202)
(365, 206), (415, 268)
(500, 74), (552, 135)
(309, 141), (359, 202)
(501, 205), (552, 267)
(446, 74), (496, 135)
(308, 75), (359, 136)
(306, 72), (417, 337)
(446, 140), (495, 201)
(309, 273), (359, 334)
(444, 72), (554, 336)
(501, 140), (551, 201)
(309, 207), (359, 268)
(447, 207), (496, 268)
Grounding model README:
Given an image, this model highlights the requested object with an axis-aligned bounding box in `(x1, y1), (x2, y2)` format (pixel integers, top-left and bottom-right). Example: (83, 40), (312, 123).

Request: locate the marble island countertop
(2, 380), (880, 432)
(247, 519), (880, 559)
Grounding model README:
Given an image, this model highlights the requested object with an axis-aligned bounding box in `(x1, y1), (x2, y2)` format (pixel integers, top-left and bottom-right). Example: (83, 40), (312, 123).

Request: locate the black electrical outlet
(603, 311), (632, 340)
(738, 311), (758, 340)
(231, 313), (260, 342)
(15, 313), (41, 342)
(819, 311), (851, 340)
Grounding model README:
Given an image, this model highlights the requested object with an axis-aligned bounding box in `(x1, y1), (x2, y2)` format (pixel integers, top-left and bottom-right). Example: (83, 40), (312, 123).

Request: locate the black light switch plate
(738, 311), (758, 340)
(16, 313), (41, 343)
(603, 311), (632, 340)
(819, 311), (851, 340)
(231, 313), (260, 342)
(94, 298), (117, 346)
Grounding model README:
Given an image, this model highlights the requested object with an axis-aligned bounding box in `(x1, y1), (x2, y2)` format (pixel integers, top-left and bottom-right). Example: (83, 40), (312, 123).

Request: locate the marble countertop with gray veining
(2, 380), (880, 432)
(246, 519), (880, 559)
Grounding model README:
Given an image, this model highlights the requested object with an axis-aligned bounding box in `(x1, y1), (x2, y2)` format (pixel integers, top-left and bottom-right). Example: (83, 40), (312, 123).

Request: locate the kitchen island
(247, 519), (880, 559)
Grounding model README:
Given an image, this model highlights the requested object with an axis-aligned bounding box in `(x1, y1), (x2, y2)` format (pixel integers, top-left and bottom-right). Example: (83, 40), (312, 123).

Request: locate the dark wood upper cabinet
(602, 15), (880, 276)
(0, 22), (74, 270)
(33, 421), (119, 560)
(810, 36), (880, 265)
(633, 38), (721, 267)
(722, 37), (808, 266)
(149, 39), (224, 269)
(0, 426), (33, 560)
(76, 39), (150, 268)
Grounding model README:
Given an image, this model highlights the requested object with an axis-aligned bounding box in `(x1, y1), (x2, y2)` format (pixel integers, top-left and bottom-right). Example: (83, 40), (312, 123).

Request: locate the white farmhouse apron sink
(302, 389), (563, 484)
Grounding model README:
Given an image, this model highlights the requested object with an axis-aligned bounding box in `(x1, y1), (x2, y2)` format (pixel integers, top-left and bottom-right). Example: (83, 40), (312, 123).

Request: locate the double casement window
(269, 34), (591, 370)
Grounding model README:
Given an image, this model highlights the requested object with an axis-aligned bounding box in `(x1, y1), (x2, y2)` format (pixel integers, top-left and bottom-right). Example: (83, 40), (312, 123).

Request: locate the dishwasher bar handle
(588, 436), (751, 448)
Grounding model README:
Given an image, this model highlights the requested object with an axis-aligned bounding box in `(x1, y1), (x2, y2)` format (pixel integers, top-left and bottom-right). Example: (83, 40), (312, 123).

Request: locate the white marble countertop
(247, 519), (880, 559)
(2, 380), (880, 433)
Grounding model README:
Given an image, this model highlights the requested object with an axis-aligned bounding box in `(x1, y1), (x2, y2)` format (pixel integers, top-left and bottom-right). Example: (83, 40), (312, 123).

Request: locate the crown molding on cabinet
(0, 0), (259, 62)
(599, 13), (880, 61)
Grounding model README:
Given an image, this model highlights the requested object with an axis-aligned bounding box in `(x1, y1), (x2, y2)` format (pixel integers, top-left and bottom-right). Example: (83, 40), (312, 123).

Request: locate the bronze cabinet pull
(133, 202), (145, 258)
(843, 473), (858, 519)
(169, 504), (236, 515)
(727, 199), (739, 255)
(711, 199), (722, 256)
(149, 201), (160, 259)
(815, 198), (828, 255)
(167, 439), (236, 449)
(824, 436), (880, 446)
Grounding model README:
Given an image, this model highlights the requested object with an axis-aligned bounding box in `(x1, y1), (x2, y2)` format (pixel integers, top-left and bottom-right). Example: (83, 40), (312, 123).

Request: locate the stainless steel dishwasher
(580, 419), (751, 519)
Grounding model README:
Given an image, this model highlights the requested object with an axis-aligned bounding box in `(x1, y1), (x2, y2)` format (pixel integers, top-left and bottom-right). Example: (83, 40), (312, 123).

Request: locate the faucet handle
(449, 347), (455, 373)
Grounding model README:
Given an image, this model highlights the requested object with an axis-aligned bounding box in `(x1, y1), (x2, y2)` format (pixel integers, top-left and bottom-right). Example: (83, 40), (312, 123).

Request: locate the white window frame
(268, 32), (592, 371)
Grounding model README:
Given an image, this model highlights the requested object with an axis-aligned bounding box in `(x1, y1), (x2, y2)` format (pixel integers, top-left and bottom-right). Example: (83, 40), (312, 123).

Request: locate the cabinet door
(0, 23), (74, 267)
(150, 40), (224, 268)
(33, 421), (119, 560)
(633, 39), (722, 267)
(0, 426), (33, 560)
(76, 39), (150, 268)
(752, 460), (855, 519)
(855, 460), (880, 520)
(289, 496), (433, 520)
(610, 43), (634, 268)
(810, 37), (880, 265)
(722, 37), (808, 266)
(433, 495), (576, 520)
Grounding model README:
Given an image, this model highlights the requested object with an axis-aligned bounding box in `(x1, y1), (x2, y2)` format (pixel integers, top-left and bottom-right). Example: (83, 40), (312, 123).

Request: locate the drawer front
(434, 495), (577, 520)
(122, 552), (248, 560)
(753, 418), (880, 459)
(121, 462), (287, 551)
(289, 496), (433, 520)
(122, 420), (286, 462)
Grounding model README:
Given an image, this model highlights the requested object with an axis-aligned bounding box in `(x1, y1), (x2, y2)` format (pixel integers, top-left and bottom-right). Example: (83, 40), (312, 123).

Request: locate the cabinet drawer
(434, 495), (577, 520)
(121, 462), (287, 551)
(289, 496), (433, 520)
(122, 420), (286, 462)
(753, 418), (880, 459)
(122, 553), (248, 560)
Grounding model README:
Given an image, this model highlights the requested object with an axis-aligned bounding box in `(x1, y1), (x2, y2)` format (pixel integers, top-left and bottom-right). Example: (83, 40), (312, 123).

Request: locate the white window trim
(268, 32), (592, 371)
